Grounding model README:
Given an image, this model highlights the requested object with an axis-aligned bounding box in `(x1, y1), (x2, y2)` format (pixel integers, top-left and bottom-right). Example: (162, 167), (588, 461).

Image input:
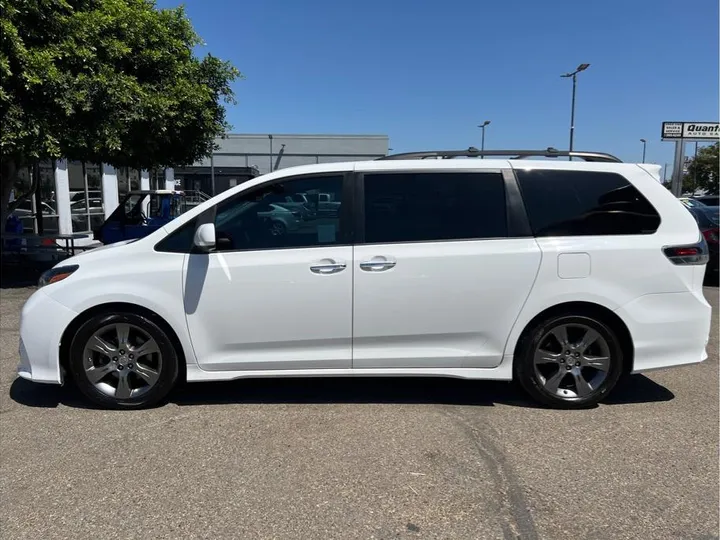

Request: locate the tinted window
(697, 196), (720, 206)
(516, 170), (660, 236)
(214, 175), (345, 251)
(363, 172), (507, 243)
(154, 217), (197, 253)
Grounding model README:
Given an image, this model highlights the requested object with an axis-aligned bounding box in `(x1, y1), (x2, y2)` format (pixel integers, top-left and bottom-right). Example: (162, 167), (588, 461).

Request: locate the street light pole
(640, 138), (647, 163)
(561, 63), (590, 160)
(477, 120), (491, 159)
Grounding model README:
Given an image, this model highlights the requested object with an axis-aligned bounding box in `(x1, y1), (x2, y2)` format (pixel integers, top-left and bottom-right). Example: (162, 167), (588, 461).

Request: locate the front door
(352, 168), (542, 369)
(184, 172), (354, 372)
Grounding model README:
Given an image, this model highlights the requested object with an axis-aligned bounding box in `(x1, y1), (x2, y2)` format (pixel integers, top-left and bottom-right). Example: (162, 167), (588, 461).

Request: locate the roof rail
(377, 147), (622, 163)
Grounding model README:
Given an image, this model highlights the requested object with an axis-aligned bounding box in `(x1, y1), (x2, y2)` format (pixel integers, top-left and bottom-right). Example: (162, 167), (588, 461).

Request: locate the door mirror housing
(193, 223), (216, 252)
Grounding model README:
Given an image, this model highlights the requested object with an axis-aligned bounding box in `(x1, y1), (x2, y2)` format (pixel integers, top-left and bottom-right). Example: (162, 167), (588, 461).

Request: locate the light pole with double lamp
(478, 120), (491, 158)
(561, 63), (590, 159)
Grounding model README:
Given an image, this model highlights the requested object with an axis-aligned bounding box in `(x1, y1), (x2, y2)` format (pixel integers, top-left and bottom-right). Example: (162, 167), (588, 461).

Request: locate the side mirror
(193, 222), (216, 252)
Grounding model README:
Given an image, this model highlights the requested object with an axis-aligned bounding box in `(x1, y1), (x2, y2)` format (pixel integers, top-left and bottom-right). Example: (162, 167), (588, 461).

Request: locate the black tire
(69, 311), (179, 409)
(514, 313), (624, 409)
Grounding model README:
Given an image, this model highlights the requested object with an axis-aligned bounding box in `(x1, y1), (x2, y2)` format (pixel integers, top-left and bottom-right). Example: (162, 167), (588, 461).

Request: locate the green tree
(685, 143), (719, 195)
(0, 0), (240, 225)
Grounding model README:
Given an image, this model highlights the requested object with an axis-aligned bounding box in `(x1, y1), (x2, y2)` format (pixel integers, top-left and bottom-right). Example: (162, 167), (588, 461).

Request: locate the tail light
(702, 228), (719, 244)
(663, 237), (710, 265)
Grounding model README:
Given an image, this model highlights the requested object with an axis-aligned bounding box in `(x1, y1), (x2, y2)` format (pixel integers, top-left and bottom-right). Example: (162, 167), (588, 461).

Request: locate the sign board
(662, 121), (720, 141)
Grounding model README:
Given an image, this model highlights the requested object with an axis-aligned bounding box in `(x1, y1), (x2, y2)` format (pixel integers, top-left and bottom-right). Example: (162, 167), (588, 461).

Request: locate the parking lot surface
(1, 286), (718, 540)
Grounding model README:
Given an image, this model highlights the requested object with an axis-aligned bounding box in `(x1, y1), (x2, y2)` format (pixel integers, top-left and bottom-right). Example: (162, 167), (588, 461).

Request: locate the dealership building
(11, 133), (389, 244)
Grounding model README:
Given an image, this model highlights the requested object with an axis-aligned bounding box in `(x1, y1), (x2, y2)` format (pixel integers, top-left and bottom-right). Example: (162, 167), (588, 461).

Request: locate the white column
(140, 169), (150, 190)
(102, 164), (120, 218)
(164, 168), (176, 191)
(54, 160), (72, 235)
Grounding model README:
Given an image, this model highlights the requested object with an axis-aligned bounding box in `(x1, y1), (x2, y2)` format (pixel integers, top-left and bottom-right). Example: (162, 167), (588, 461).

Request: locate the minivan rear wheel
(69, 311), (179, 409)
(514, 314), (624, 408)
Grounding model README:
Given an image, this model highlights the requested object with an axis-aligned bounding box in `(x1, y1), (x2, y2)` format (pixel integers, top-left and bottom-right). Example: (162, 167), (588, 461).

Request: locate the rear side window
(363, 172), (507, 243)
(515, 170), (660, 236)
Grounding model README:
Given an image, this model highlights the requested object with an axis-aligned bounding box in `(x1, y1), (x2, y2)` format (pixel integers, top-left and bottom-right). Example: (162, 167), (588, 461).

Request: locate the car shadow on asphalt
(8, 373), (674, 410)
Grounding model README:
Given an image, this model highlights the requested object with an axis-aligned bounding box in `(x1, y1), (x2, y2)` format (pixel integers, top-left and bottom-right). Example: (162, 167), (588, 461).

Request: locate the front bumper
(17, 289), (78, 384)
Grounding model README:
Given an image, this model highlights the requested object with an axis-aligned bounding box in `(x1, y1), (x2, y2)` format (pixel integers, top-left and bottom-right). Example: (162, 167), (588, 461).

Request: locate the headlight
(38, 265), (79, 288)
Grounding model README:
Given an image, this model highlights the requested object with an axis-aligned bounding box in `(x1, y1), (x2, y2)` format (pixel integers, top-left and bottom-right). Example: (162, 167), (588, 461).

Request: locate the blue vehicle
(94, 190), (187, 245)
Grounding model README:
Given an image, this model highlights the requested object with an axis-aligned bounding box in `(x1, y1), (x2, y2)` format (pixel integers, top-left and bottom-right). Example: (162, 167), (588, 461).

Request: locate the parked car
(679, 197), (706, 208)
(11, 199), (56, 216)
(256, 203), (301, 236)
(687, 205), (719, 274)
(274, 194), (316, 220)
(18, 149), (712, 410)
(692, 195), (719, 207)
(293, 191), (341, 217)
(69, 190), (102, 203)
(315, 192), (342, 217)
(94, 190), (188, 245)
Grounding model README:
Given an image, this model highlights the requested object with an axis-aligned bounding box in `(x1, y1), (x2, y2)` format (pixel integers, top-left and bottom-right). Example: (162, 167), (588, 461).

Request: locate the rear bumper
(615, 291), (712, 373)
(17, 289), (77, 384)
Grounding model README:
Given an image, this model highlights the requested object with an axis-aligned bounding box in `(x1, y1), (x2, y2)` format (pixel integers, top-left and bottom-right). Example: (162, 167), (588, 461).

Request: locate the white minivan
(17, 149), (713, 409)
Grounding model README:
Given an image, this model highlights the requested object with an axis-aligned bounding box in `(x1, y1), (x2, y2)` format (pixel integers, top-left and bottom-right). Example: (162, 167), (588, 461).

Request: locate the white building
(11, 133), (389, 245)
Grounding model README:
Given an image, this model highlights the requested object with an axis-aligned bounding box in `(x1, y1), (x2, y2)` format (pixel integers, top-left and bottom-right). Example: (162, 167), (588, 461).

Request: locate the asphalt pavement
(0, 285), (717, 540)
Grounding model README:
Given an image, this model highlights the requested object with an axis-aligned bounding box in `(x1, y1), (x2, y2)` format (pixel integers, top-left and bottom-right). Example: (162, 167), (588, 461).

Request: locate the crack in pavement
(440, 406), (539, 540)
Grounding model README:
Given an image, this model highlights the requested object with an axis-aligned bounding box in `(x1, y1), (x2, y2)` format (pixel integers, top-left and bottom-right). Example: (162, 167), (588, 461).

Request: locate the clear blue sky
(157, 0), (718, 171)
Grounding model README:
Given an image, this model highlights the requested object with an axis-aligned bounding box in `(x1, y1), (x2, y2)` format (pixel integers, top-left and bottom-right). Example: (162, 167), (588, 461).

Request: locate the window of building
(12, 166), (33, 233)
(10, 162), (59, 234)
(363, 172), (507, 244)
(39, 161), (59, 234)
(515, 170), (661, 237)
(149, 169), (169, 191)
(117, 167), (128, 195)
(116, 167), (141, 201)
(213, 175), (345, 251)
(69, 161), (104, 232)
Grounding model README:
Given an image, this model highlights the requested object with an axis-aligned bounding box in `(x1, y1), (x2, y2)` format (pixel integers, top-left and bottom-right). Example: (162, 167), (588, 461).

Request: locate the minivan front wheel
(69, 311), (179, 409)
(515, 314), (624, 408)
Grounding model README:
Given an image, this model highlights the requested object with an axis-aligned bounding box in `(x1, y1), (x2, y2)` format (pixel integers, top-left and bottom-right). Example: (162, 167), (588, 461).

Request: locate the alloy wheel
(533, 323), (612, 399)
(82, 323), (162, 400)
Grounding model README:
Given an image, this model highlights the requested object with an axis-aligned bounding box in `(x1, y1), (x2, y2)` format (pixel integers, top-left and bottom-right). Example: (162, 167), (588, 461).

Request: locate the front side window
(363, 172), (507, 244)
(515, 170), (661, 237)
(214, 175), (345, 251)
(157, 175), (347, 253)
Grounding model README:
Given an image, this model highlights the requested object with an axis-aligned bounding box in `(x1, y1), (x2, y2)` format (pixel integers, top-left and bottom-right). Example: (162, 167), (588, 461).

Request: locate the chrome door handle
(310, 262), (347, 274)
(359, 260), (396, 272)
